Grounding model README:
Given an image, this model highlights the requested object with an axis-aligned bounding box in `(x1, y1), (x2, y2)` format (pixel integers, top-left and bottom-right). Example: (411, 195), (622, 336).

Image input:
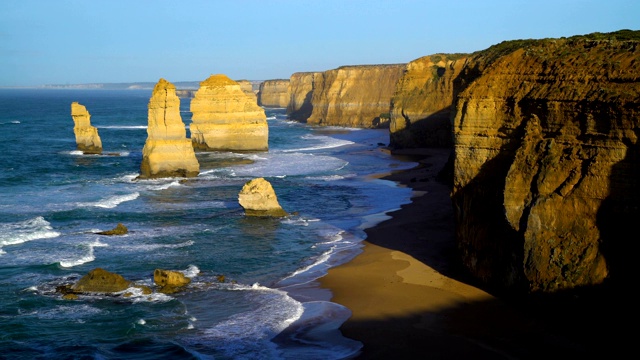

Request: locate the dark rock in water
(96, 223), (128, 235)
(70, 268), (132, 293)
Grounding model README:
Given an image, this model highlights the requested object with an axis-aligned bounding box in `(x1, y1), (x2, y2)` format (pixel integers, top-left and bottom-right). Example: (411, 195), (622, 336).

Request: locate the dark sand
(319, 148), (626, 359)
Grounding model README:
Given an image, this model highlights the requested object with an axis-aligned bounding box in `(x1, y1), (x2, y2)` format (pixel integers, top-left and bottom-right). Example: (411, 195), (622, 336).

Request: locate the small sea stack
(71, 102), (102, 155)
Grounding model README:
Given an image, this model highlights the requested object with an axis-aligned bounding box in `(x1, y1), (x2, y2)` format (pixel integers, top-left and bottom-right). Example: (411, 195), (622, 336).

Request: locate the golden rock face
(450, 36), (640, 292)
(139, 78), (200, 179)
(287, 72), (321, 121)
(306, 64), (406, 128)
(389, 54), (468, 148)
(258, 79), (290, 108)
(238, 177), (287, 217)
(190, 74), (268, 151)
(71, 102), (102, 154)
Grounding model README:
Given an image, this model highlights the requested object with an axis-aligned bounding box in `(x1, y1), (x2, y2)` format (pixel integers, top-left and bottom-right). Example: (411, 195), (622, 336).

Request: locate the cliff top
(200, 74), (238, 87)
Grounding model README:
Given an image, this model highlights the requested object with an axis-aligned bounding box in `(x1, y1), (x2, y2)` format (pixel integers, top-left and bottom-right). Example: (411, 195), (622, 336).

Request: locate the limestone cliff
(450, 30), (640, 293)
(139, 78), (200, 179)
(287, 72), (322, 122)
(307, 64), (406, 128)
(389, 54), (468, 148)
(236, 79), (259, 104)
(71, 102), (102, 154)
(190, 74), (268, 151)
(257, 79), (290, 108)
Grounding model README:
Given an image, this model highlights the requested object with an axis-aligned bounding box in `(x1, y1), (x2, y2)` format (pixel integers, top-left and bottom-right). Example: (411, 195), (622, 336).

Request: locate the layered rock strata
(287, 72), (322, 122)
(236, 79), (259, 104)
(71, 102), (102, 154)
(450, 32), (640, 293)
(389, 54), (468, 148)
(306, 64), (405, 128)
(257, 79), (290, 108)
(238, 177), (287, 217)
(139, 78), (200, 179)
(190, 74), (268, 151)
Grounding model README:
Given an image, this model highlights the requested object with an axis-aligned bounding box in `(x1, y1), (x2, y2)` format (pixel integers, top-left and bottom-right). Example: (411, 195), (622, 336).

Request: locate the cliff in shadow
(306, 64), (406, 128)
(287, 71), (322, 122)
(389, 54), (469, 148)
(448, 30), (640, 294)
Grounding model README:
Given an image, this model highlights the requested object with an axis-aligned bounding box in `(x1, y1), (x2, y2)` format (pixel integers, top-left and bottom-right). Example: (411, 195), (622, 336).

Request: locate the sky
(1, 0), (638, 87)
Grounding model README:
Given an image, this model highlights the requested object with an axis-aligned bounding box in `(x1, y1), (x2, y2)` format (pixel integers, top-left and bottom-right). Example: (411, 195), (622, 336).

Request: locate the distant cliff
(257, 79), (290, 108)
(444, 30), (640, 293)
(306, 64), (405, 128)
(287, 72), (322, 122)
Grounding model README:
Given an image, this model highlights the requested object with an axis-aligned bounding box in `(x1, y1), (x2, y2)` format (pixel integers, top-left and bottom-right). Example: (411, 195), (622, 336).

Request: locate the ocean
(0, 89), (417, 359)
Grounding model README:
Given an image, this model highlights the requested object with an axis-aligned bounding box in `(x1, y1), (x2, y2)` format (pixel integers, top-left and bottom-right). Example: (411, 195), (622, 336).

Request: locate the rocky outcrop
(389, 54), (468, 148)
(95, 223), (128, 236)
(139, 78), (200, 179)
(258, 79), (290, 108)
(306, 64), (406, 128)
(287, 72), (322, 122)
(238, 177), (287, 217)
(71, 102), (102, 154)
(190, 74), (268, 151)
(450, 31), (640, 293)
(153, 269), (191, 293)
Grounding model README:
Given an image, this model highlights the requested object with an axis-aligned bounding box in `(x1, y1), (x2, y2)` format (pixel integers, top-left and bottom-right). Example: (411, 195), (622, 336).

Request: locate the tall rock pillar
(71, 102), (102, 154)
(139, 78), (200, 179)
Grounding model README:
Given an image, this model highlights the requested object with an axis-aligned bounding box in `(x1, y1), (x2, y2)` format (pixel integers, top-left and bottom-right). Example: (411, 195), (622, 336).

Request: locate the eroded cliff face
(451, 34), (640, 293)
(389, 54), (468, 148)
(190, 74), (268, 151)
(71, 102), (102, 154)
(258, 79), (290, 108)
(287, 72), (321, 122)
(139, 78), (200, 179)
(306, 64), (406, 128)
(236, 79), (259, 104)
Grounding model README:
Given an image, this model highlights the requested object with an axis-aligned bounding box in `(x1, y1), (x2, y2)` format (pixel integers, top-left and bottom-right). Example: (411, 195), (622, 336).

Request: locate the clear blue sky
(1, 0), (638, 87)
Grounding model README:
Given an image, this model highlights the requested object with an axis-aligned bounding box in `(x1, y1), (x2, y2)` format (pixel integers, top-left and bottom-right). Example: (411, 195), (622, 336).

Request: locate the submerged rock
(95, 223), (128, 236)
(238, 177), (288, 217)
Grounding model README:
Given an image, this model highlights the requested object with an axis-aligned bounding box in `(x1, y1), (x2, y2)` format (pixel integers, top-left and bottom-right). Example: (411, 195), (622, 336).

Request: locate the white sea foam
(202, 284), (304, 358)
(280, 134), (354, 153)
(182, 264), (200, 278)
(0, 217), (60, 251)
(79, 192), (140, 209)
(148, 180), (181, 191)
(97, 125), (147, 129)
(116, 240), (195, 252)
(58, 240), (107, 268)
(266, 116), (276, 120)
(231, 153), (348, 177)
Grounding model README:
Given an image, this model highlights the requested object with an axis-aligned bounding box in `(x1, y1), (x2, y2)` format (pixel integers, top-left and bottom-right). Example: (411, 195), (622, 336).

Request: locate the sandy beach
(319, 147), (623, 359)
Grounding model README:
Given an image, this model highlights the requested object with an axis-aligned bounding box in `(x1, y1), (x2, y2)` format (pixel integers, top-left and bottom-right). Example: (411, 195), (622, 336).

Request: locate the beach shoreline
(318, 147), (619, 359)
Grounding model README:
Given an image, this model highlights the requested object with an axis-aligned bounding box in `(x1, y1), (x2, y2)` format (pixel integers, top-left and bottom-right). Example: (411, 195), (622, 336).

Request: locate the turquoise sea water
(0, 89), (417, 359)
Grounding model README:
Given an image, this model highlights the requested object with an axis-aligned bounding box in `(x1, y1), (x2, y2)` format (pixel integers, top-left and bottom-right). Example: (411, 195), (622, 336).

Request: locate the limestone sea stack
(238, 177), (287, 217)
(139, 78), (200, 179)
(190, 74), (268, 151)
(71, 102), (102, 154)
